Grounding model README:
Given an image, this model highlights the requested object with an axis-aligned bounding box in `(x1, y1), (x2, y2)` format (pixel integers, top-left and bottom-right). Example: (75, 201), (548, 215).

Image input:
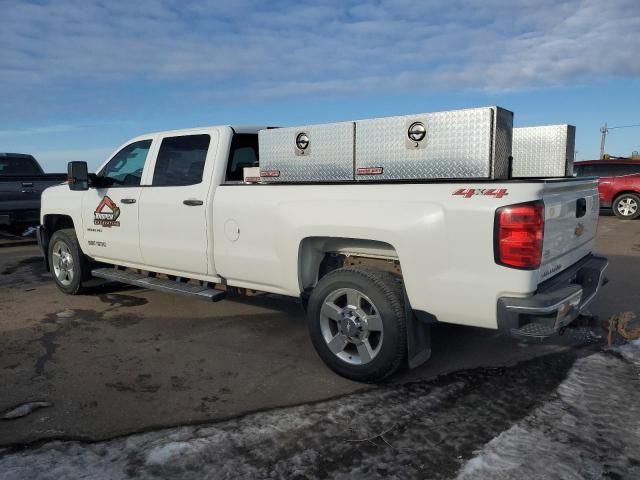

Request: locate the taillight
(494, 201), (544, 269)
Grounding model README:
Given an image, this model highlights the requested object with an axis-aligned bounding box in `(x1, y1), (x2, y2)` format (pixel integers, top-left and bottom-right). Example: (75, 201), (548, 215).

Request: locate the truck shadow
(83, 263), (627, 386)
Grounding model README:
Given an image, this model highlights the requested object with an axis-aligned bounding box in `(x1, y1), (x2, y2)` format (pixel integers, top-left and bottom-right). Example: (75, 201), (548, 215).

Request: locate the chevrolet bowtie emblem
(574, 223), (585, 237)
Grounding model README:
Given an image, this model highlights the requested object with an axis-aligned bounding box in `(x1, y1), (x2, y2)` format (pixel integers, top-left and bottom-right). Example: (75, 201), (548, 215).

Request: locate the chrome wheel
(617, 197), (638, 217)
(319, 288), (383, 365)
(51, 240), (75, 287)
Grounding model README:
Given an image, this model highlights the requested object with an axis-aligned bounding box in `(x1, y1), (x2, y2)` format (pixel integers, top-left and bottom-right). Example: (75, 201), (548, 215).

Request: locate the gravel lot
(0, 215), (638, 478)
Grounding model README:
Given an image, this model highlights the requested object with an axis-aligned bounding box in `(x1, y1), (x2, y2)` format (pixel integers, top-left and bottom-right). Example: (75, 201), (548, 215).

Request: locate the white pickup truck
(37, 110), (608, 382)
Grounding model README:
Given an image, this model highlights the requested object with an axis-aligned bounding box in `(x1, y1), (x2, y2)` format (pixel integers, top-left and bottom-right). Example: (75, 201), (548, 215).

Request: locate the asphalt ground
(0, 215), (637, 448)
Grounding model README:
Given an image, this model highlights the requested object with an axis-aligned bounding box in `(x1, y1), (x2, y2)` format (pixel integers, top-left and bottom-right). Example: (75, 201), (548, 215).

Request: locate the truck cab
(40, 126), (262, 280)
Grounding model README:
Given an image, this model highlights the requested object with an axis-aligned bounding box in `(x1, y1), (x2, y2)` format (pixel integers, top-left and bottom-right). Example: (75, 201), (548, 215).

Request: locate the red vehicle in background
(575, 160), (640, 219)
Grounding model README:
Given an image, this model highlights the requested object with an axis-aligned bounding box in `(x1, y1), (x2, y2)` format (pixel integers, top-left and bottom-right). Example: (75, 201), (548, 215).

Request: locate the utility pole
(599, 122), (640, 159)
(600, 123), (608, 159)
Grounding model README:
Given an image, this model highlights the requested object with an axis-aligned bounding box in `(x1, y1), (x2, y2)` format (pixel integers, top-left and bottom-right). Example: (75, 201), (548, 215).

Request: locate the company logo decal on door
(94, 196), (121, 227)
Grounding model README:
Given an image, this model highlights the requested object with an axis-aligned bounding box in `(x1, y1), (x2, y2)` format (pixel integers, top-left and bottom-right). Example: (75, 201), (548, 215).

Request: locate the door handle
(183, 199), (204, 206)
(121, 198), (136, 204)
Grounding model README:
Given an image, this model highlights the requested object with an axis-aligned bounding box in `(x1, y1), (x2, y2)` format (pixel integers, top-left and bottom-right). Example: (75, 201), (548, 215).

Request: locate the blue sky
(1, 0), (639, 172)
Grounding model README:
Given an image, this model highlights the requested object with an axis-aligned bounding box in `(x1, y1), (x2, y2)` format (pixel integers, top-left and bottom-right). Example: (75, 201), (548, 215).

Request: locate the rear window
(152, 135), (211, 187)
(226, 134), (259, 182)
(0, 156), (42, 175)
(575, 163), (640, 177)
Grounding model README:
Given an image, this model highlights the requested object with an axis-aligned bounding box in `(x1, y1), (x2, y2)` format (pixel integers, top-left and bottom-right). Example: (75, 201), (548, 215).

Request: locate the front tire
(613, 193), (640, 219)
(306, 267), (407, 383)
(48, 228), (92, 294)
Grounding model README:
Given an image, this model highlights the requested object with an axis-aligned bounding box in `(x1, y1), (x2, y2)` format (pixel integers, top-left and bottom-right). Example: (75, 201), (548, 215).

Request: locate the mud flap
(36, 225), (50, 271)
(404, 290), (432, 369)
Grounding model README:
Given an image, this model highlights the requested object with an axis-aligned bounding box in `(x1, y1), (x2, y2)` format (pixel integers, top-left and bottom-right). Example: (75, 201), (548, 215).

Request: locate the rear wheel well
(298, 237), (402, 291)
(613, 191), (640, 203)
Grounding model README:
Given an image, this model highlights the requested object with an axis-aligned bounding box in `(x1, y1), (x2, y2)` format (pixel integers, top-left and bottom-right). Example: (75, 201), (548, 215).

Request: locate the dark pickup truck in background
(0, 153), (66, 231)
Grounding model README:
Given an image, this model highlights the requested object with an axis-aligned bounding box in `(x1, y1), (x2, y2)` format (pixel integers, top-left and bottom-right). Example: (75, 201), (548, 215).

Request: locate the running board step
(91, 268), (226, 302)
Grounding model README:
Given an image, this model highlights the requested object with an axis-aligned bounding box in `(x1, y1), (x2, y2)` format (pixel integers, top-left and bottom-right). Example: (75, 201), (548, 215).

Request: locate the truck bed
(212, 177), (599, 330)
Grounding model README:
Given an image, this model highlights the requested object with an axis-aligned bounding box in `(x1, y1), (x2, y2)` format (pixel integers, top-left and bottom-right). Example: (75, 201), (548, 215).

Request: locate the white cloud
(0, 125), (78, 137)
(0, 121), (137, 137)
(0, 0), (638, 103)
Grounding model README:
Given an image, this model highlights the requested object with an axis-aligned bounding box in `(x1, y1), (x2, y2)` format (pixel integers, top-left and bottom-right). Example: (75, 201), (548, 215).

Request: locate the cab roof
(132, 125), (271, 139)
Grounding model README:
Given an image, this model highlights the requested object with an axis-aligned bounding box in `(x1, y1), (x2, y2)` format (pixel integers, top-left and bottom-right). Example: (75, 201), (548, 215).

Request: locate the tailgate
(538, 178), (599, 284)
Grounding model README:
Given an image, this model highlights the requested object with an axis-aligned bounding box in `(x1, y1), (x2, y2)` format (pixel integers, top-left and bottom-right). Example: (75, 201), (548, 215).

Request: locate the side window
(152, 135), (210, 187)
(591, 165), (611, 177)
(99, 140), (152, 186)
(619, 164), (640, 176)
(225, 134), (259, 182)
(575, 165), (597, 176)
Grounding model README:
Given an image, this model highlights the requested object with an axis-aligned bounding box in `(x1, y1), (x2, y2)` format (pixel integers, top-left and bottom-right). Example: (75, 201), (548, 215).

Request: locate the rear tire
(306, 267), (407, 383)
(612, 193), (640, 219)
(48, 228), (92, 294)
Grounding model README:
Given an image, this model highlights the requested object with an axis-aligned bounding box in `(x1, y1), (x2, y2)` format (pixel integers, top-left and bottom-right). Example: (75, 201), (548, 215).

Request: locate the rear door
(81, 139), (153, 264)
(537, 178), (600, 283)
(138, 131), (217, 275)
(596, 165), (617, 205)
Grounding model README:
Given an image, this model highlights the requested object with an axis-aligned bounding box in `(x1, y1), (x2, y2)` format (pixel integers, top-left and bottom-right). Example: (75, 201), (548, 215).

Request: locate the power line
(608, 124), (640, 130)
(600, 122), (640, 159)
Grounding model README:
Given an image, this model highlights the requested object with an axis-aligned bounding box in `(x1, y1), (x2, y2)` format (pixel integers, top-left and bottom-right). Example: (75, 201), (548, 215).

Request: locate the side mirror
(68, 161), (89, 191)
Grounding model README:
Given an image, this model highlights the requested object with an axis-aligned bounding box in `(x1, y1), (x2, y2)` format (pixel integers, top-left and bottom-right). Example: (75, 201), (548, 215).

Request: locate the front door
(81, 139), (153, 264)
(138, 132), (216, 275)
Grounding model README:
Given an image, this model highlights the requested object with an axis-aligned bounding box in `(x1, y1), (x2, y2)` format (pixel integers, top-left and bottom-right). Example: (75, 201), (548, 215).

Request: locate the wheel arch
(298, 238), (433, 372)
(41, 215), (78, 271)
(298, 236), (401, 292)
(612, 190), (640, 203)
(43, 214), (75, 234)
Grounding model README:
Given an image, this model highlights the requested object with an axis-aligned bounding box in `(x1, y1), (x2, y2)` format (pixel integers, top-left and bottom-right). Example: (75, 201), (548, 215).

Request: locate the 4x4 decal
(94, 196), (121, 227)
(452, 188), (509, 199)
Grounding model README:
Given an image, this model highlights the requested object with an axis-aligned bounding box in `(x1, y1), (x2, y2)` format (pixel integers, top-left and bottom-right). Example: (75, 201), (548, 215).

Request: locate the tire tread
(307, 267), (407, 382)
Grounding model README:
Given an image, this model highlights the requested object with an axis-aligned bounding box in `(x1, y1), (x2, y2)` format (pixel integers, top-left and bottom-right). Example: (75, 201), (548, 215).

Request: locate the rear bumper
(497, 255), (608, 337)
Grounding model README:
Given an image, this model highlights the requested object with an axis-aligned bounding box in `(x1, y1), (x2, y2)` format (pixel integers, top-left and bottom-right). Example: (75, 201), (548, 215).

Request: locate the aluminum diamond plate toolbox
(512, 125), (576, 178)
(259, 122), (354, 182)
(354, 107), (513, 181)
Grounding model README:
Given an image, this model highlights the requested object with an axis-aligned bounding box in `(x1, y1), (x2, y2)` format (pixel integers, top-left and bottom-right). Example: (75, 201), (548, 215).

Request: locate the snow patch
(146, 441), (206, 465)
(457, 343), (640, 479)
(2, 344), (639, 479)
